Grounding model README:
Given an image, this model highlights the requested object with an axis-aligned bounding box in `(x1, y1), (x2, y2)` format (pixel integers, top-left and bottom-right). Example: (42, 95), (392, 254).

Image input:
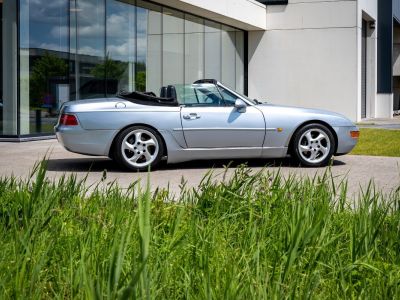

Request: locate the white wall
(149, 0), (266, 30)
(248, 0), (391, 121)
(249, 0), (360, 121)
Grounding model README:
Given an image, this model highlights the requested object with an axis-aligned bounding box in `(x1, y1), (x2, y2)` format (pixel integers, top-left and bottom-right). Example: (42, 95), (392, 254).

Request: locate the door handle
(183, 113), (200, 120)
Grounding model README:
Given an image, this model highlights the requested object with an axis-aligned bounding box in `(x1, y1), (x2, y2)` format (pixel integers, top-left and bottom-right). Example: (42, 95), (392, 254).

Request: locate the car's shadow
(46, 157), (346, 173)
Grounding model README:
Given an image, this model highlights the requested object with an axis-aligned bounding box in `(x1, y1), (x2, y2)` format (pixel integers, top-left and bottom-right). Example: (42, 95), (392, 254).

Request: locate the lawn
(351, 128), (400, 157)
(0, 161), (399, 299)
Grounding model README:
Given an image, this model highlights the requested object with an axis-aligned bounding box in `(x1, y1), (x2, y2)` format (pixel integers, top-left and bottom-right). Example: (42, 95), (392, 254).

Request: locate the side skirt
(166, 147), (288, 164)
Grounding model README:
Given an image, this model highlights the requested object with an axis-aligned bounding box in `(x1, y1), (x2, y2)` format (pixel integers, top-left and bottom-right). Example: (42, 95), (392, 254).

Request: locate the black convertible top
(117, 90), (179, 107)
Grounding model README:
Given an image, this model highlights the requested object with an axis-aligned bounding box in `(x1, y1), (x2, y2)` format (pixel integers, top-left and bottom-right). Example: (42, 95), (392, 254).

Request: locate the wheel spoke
(129, 153), (141, 163)
(315, 133), (325, 142)
(143, 138), (156, 147)
(300, 145), (310, 153)
(305, 132), (313, 144)
(319, 146), (328, 155)
(143, 151), (152, 162)
(310, 151), (318, 160)
(135, 132), (143, 143)
(123, 141), (135, 151)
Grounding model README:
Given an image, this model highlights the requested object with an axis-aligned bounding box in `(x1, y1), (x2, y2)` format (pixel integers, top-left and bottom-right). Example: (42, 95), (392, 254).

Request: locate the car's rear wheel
(114, 126), (164, 171)
(292, 123), (336, 167)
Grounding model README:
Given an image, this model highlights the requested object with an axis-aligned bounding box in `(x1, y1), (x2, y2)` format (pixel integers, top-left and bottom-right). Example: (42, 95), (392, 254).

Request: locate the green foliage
(0, 162), (399, 299)
(29, 53), (68, 107)
(352, 128), (400, 157)
(135, 62), (146, 92)
(135, 71), (146, 92)
(91, 56), (127, 81)
(90, 58), (147, 92)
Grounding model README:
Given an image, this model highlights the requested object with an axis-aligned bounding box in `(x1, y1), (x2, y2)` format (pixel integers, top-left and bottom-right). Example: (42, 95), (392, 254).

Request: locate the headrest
(166, 85), (177, 100)
(160, 86), (168, 98)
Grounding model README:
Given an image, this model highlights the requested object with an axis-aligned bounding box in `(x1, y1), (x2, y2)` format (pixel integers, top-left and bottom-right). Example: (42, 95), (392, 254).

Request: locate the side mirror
(234, 99), (247, 113)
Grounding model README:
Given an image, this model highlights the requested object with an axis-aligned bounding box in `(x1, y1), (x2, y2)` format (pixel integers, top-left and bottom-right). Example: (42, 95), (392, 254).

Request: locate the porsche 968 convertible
(55, 79), (359, 171)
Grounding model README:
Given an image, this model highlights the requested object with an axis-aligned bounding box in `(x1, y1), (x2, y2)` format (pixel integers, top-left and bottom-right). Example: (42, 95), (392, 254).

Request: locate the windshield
(216, 83), (259, 105)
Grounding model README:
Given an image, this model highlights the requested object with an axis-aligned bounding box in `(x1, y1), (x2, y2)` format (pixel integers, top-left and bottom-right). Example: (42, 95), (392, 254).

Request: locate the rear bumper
(55, 125), (117, 156)
(334, 126), (359, 155)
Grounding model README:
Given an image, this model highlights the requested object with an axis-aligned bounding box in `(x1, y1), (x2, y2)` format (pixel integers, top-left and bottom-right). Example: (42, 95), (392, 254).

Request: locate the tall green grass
(0, 161), (399, 299)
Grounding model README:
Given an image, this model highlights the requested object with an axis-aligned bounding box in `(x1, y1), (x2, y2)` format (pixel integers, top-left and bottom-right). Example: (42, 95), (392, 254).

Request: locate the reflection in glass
(0, 2), (3, 134)
(106, 0), (136, 96)
(137, 1), (162, 93)
(19, 0), (69, 134)
(74, 0), (106, 100)
(14, 0), (245, 136)
(2, 0), (18, 136)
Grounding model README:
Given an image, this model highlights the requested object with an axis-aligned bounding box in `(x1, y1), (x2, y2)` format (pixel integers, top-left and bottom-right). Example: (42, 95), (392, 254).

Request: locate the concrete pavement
(0, 140), (399, 197)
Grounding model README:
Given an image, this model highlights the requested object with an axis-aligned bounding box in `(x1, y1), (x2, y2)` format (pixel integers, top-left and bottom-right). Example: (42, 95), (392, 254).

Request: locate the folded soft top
(117, 91), (179, 107)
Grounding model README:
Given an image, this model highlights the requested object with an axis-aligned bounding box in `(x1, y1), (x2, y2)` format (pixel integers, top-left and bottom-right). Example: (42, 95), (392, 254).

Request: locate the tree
(90, 55), (127, 80)
(29, 52), (68, 108)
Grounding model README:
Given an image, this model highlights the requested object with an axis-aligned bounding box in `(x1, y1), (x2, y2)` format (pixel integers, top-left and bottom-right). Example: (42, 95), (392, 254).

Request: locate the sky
(21, 0), (150, 62)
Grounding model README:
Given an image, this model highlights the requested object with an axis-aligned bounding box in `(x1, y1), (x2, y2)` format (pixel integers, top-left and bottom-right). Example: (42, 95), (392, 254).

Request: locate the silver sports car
(55, 79), (359, 171)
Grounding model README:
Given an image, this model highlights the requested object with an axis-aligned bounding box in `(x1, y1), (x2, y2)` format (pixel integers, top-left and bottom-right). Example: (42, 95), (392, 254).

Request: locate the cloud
(38, 42), (69, 53)
(78, 45), (104, 57)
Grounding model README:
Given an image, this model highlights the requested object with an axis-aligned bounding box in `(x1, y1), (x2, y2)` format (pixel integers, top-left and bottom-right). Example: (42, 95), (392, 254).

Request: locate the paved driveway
(0, 140), (399, 196)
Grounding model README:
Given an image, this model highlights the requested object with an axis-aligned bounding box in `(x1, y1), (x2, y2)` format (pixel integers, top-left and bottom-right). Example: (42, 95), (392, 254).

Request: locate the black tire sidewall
(292, 124), (336, 167)
(114, 126), (164, 171)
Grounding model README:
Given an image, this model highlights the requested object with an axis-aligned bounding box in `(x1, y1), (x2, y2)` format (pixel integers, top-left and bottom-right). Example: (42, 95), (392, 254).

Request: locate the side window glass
(218, 87), (238, 106)
(184, 84), (224, 107)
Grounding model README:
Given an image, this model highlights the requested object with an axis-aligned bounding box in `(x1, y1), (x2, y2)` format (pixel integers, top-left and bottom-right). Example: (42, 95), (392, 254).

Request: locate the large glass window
(162, 8), (184, 87)
(19, 0), (69, 134)
(2, 0), (18, 136)
(137, 0), (162, 93)
(185, 15), (204, 85)
(204, 20), (221, 81)
(0, 2), (2, 134)
(73, 0), (106, 100)
(106, 0), (136, 96)
(17, 0), (245, 136)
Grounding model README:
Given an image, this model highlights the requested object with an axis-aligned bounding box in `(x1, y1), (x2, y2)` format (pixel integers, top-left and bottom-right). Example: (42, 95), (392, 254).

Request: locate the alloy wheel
(297, 128), (331, 164)
(121, 129), (159, 168)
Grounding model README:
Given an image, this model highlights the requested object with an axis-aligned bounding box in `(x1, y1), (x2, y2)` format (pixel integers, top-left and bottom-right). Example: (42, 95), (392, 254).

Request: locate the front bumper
(334, 126), (359, 155)
(55, 125), (117, 156)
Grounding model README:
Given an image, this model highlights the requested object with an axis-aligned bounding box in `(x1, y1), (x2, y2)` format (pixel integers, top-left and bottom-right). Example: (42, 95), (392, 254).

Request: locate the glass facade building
(0, 0), (246, 138)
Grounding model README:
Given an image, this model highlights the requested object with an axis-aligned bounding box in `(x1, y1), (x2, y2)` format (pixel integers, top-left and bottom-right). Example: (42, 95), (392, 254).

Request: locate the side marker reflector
(350, 131), (360, 139)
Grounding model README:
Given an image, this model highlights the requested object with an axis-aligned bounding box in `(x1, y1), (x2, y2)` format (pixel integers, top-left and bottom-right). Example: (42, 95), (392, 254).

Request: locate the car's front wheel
(114, 126), (164, 171)
(292, 123), (336, 167)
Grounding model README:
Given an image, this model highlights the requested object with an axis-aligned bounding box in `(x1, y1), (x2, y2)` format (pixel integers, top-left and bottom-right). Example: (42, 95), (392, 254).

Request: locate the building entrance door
(361, 20), (367, 119)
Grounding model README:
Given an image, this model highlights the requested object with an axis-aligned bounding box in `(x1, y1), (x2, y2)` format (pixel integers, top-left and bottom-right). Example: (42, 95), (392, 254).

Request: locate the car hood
(256, 103), (355, 127)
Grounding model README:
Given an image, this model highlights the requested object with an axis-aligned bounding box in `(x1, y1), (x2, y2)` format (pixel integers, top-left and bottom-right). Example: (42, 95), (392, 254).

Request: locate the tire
(113, 126), (164, 171)
(292, 123), (336, 167)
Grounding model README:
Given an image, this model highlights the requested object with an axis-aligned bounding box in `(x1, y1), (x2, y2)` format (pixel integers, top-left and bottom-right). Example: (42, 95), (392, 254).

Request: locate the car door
(180, 84), (265, 149)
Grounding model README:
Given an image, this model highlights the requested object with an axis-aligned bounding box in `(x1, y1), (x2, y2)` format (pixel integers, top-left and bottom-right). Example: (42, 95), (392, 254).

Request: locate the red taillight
(60, 114), (78, 126)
